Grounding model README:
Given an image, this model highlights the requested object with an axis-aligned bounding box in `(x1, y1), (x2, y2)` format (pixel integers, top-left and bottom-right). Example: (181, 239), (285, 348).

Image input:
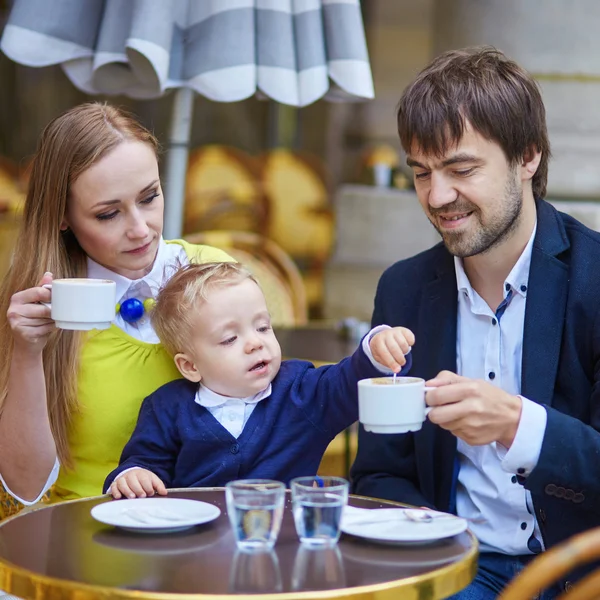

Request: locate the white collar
(195, 383), (273, 408)
(454, 222), (537, 300)
(87, 238), (171, 303)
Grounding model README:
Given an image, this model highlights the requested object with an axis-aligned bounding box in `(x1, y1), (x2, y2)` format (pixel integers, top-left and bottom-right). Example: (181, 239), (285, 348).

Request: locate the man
(350, 46), (600, 599)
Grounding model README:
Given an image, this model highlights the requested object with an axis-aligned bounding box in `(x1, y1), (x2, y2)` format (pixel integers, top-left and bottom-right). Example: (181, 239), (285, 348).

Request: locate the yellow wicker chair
(184, 230), (307, 327)
(499, 526), (600, 600)
(184, 145), (268, 236)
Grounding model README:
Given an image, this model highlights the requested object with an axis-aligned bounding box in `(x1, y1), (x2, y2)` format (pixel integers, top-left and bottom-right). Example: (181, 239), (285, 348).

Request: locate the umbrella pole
(163, 86), (194, 240)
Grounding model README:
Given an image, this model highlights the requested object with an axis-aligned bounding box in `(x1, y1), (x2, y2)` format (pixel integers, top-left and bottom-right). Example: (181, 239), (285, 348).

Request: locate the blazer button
(573, 493), (585, 504)
(564, 581), (573, 592)
(555, 487), (566, 498)
(230, 443), (240, 454)
(564, 489), (575, 501)
(545, 484), (557, 496)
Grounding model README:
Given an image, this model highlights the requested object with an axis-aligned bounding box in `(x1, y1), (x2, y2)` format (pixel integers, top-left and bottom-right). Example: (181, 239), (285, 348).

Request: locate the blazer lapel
(521, 200), (570, 406)
(413, 251), (458, 510)
(413, 252), (458, 380)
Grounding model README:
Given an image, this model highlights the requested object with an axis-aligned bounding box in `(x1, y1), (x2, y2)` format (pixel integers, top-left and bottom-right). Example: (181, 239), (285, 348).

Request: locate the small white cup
(358, 376), (433, 434)
(42, 278), (116, 330)
(372, 163), (392, 187)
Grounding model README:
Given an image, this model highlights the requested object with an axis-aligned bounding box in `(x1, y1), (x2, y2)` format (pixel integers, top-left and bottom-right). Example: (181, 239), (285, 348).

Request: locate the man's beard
(428, 176), (523, 258)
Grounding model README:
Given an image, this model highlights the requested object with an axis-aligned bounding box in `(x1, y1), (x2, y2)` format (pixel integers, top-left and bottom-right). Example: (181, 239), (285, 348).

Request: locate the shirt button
(228, 412), (237, 421)
(488, 371), (496, 380)
(517, 468), (525, 475)
(520, 522), (527, 530)
(511, 475), (517, 484)
(520, 285), (527, 293)
(491, 318), (497, 326)
(230, 444), (240, 454)
(505, 283), (511, 292)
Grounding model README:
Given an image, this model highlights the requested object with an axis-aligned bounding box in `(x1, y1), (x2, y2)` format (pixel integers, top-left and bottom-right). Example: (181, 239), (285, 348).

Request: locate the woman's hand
(7, 272), (55, 354)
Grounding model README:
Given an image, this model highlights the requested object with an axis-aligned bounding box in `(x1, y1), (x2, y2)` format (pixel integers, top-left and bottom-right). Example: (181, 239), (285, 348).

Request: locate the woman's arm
(0, 275), (58, 501)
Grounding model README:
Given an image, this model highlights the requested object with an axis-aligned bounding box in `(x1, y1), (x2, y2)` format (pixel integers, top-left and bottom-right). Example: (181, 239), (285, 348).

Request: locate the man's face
(407, 124), (523, 258)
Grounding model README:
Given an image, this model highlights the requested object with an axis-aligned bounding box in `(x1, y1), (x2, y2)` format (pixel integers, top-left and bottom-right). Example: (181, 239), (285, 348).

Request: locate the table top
(275, 325), (358, 366)
(0, 489), (477, 599)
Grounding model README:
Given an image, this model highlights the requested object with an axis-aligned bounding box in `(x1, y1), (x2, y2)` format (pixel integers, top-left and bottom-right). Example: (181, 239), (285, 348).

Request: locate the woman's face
(64, 140), (164, 280)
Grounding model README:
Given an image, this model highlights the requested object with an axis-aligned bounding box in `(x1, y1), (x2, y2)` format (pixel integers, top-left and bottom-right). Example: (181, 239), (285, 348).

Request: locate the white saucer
(341, 506), (468, 545)
(91, 498), (221, 534)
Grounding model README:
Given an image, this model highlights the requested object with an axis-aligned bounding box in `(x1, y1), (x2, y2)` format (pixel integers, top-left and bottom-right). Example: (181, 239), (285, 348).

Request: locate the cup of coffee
(43, 278), (116, 330)
(358, 376), (433, 434)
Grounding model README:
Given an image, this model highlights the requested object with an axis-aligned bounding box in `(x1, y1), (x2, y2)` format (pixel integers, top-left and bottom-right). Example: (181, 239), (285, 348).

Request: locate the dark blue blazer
(351, 199), (600, 551)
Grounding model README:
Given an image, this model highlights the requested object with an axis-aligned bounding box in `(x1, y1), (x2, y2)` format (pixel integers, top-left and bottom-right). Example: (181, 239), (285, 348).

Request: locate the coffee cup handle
(424, 386), (435, 416)
(40, 283), (52, 310)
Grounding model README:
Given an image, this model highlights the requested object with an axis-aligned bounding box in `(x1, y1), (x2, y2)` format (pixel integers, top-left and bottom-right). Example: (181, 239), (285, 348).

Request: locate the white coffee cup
(358, 376), (433, 434)
(42, 278), (116, 330)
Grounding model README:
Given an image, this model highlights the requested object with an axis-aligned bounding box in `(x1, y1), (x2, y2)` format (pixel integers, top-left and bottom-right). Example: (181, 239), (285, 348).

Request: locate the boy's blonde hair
(152, 262), (257, 356)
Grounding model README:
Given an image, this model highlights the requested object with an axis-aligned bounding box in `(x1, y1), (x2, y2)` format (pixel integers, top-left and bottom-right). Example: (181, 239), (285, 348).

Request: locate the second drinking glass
(290, 476), (349, 545)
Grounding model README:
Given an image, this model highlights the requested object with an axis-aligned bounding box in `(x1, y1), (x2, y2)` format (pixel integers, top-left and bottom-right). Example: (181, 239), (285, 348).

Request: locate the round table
(0, 489), (478, 599)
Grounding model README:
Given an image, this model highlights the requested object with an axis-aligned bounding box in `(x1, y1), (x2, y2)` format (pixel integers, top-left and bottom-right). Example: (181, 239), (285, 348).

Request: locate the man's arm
(350, 426), (433, 507)
(350, 269), (431, 505)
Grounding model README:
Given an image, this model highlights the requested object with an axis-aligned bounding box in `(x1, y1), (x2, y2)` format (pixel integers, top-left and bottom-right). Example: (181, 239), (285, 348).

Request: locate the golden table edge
(0, 489), (479, 600)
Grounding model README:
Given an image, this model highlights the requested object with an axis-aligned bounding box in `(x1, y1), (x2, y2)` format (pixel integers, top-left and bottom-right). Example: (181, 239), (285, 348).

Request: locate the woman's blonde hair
(0, 102), (159, 467)
(152, 262), (256, 357)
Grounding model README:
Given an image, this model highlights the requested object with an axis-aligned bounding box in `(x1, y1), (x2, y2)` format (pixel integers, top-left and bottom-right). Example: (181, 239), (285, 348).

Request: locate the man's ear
(174, 352), (202, 383)
(521, 146), (542, 183)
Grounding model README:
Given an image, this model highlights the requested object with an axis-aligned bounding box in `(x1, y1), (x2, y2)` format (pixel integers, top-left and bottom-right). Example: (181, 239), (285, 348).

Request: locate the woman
(0, 103), (232, 517)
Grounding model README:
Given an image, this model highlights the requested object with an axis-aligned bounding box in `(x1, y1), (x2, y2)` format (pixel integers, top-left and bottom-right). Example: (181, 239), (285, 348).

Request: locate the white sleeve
(496, 396), (547, 476)
(0, 457), (59, 506)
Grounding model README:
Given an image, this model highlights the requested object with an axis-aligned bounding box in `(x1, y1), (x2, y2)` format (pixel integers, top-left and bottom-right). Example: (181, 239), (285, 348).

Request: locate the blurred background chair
(184, 230), (307, 327)
(259, 149), (334, 318)
(499, 526), (600, 600)
(184, 145), (268, 236)
(0, 156), (26, 282)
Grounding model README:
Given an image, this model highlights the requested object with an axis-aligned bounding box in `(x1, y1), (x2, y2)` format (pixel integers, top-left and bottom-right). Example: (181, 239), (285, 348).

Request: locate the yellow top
(51, 240), (233, 501)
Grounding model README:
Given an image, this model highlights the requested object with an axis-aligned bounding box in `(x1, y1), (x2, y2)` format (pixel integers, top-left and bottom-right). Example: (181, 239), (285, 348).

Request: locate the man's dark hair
(397, 46), (551, 198)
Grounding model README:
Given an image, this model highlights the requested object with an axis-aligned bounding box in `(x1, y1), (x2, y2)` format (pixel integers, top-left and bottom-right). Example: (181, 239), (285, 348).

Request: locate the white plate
(341, 506), (468, 545)
(91, 498), (221, 534)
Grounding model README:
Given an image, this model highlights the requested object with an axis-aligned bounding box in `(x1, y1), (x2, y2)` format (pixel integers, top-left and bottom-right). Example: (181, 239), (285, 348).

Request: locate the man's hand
(369, 327), (416, 373)
(109, 467), (168, 499)
(425, 371), (522, 447)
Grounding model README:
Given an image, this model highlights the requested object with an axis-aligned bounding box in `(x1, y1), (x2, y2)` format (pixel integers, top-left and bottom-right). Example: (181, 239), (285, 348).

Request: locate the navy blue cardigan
(104, 346), (411, 491)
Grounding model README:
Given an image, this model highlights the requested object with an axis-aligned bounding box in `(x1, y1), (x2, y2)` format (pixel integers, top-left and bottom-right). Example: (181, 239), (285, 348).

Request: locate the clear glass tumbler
(225, 479), (285, 551)
(291, 476), (349, 546)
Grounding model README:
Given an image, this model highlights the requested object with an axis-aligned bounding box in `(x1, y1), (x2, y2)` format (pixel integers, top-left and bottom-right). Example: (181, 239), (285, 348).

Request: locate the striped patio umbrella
(0, 0), (374, 237)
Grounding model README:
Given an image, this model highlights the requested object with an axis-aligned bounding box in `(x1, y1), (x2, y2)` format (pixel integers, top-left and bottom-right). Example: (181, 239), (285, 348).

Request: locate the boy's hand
(109, 467), (168, 499)
(369, 326), (415, 373)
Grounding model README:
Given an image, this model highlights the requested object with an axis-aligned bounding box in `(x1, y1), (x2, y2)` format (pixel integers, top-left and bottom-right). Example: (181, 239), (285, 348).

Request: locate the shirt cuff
(497, 396), (547, 477)
(0, 456), (59, 506)
(362, 325), (410, 374)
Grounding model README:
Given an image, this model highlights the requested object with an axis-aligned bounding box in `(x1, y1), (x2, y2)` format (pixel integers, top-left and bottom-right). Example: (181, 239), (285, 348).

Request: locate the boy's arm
(103, 391), (180, 493)
(290, 328), (413, 436)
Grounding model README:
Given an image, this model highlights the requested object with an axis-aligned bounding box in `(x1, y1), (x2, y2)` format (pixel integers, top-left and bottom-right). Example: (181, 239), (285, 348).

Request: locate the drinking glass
(225, 479), (285, 550)
(291, 476), (349, 545)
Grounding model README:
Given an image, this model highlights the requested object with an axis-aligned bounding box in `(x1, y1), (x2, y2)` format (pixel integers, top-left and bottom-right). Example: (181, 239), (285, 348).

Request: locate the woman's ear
(174, 353), (202, 383)
(60, 218), (69, 232)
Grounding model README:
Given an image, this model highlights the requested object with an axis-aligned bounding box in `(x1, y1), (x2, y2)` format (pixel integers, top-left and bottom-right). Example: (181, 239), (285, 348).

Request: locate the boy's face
(175, 278), (282, 397)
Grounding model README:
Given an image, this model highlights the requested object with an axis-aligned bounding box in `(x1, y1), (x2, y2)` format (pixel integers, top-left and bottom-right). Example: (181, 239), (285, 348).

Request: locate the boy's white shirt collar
(195, 383), (273, 408)
(86, 237), (171, 303)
